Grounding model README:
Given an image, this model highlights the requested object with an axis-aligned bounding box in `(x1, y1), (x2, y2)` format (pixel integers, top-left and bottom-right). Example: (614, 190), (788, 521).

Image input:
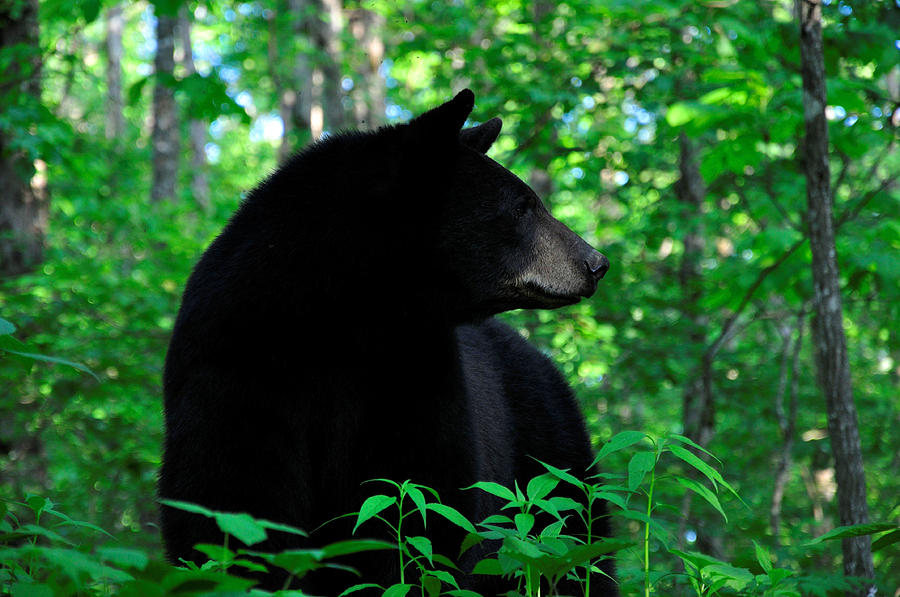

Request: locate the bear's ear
(408, 89), (475, 144)
(459, 118), (502, 154)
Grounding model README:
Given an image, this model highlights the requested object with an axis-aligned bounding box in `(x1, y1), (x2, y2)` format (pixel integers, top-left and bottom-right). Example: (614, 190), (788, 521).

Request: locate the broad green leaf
(215, 512), (268, 546)
(593, 431), (647, 465)
(405, 486), (429, 527)
(627, 451), (656, 491)
(426, 503), (475, 533)
(514, 513), (534, 537)
(538, 462), (584, 489)
(424, 569), (458, 589)
(382, 583), (413, 597)
(526, 474), (559, 502)
(466, 481), (516, 503)
(406, 535), (433, 565)
(353, 495), (396, 534)
(472, 557), (503, 574)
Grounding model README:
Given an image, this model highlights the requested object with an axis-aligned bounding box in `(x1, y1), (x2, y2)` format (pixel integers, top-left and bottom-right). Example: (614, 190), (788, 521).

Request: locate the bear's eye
(513, 196), (535, 218)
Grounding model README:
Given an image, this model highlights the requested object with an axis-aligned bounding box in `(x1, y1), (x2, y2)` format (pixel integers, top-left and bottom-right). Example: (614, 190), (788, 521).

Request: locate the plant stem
(397, 493), (405, 584)
(585, 492), (593, 597)
(644, 464), (656, 597)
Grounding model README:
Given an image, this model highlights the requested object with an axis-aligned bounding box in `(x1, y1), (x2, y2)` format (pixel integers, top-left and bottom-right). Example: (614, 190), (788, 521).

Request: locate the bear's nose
(586, 253), (610, 280)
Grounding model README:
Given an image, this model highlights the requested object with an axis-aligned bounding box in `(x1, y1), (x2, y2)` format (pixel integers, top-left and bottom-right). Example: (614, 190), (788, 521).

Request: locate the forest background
(1, 0), (899, 595)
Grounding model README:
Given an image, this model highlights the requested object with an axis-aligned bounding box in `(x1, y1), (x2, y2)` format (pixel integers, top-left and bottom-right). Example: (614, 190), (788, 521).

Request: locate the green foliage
(5, 445), (893, 596)
(2, 0), (898, 595)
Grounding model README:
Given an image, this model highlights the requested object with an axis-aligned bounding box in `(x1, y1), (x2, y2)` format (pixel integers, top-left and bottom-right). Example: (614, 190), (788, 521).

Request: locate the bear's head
(403, 89), (609, 320)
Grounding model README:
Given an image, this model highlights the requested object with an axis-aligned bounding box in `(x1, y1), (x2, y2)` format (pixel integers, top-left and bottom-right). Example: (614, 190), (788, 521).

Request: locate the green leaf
(406, 485), (429, 527)
(526, 474), (559, 502)
(339, 584), (383, 596)
(472, 557), (503, 574)
(514, 513), (534, 537)
(321, 539), (394, 559)
(872, 529), (900, 552)
(538, 461), (585, 489)
(353, 495), (396, 534)
(627, 451), (656, 491)
(2, 348), (100, 381)
(81, 0), (101, 23)
(215, 512), (268, 546)
(406, 535), (433, 565)
(674, 476), (727, 522)
(593, 431), (647, 465)
(426, 503), (476, 533)
(0, 317), (15, 335)
(806, 522), (897, 545)
(753, 540), (773, 574)
(667, 444), (739, 499)
(382, 583), (413, 597)
(467, 481), (516, 503)
(158, 499), (215, 517)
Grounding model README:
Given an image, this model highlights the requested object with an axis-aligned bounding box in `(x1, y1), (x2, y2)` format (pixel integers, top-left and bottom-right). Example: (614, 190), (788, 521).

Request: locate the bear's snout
(586, 253), (610, 281)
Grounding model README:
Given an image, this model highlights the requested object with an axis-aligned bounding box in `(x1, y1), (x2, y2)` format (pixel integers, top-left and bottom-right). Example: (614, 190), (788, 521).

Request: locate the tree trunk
(770, 308), (805, 548)
(177, 6), (209, 210)
(301, 0), (345, 140)
(797, 1), (874, 592)
(0, 0), (48, 277)
(348, 8), (385, 130)
(105, 3), (125, 141)
(673, 133), (723, 559)
(319, 0), (345, 134)
(151, 8), (178, 202)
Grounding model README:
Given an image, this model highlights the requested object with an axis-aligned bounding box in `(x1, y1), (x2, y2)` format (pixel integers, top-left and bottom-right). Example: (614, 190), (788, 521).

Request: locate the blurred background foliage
(1, 0), (899, 593)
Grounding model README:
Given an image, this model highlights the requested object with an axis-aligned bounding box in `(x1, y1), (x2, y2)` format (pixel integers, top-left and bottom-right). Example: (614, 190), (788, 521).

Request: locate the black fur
(159, 89), (616, 595)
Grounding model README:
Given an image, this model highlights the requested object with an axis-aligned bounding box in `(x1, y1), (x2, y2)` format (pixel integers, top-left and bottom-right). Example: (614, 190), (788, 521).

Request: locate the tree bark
(177, 6), (209, 210)
(0, 0), (48, 277)
(105, 3), (125, 141)
(797, 1), (874, 592)
(151, 7), (178, 202)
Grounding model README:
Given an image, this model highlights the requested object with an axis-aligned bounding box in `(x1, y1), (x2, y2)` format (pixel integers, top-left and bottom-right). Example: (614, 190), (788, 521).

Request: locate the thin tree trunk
(770, 308), (805, 547)
(320, 0), (345, 133)
(797, 1), (874, 592)
(105, 3), (125, 141)
(673, 133), (721, 558)
(348, 8), (384, 130)
(177, 6), (209, 210)
(151, 9), (178, 202)
(281, 0), (314, 156)
(0, 0), (48, 277)
(304, 0), (344, 140)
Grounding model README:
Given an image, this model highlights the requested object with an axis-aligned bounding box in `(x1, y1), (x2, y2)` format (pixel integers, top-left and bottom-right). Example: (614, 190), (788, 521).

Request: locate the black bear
(159, 89), (616, 595)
